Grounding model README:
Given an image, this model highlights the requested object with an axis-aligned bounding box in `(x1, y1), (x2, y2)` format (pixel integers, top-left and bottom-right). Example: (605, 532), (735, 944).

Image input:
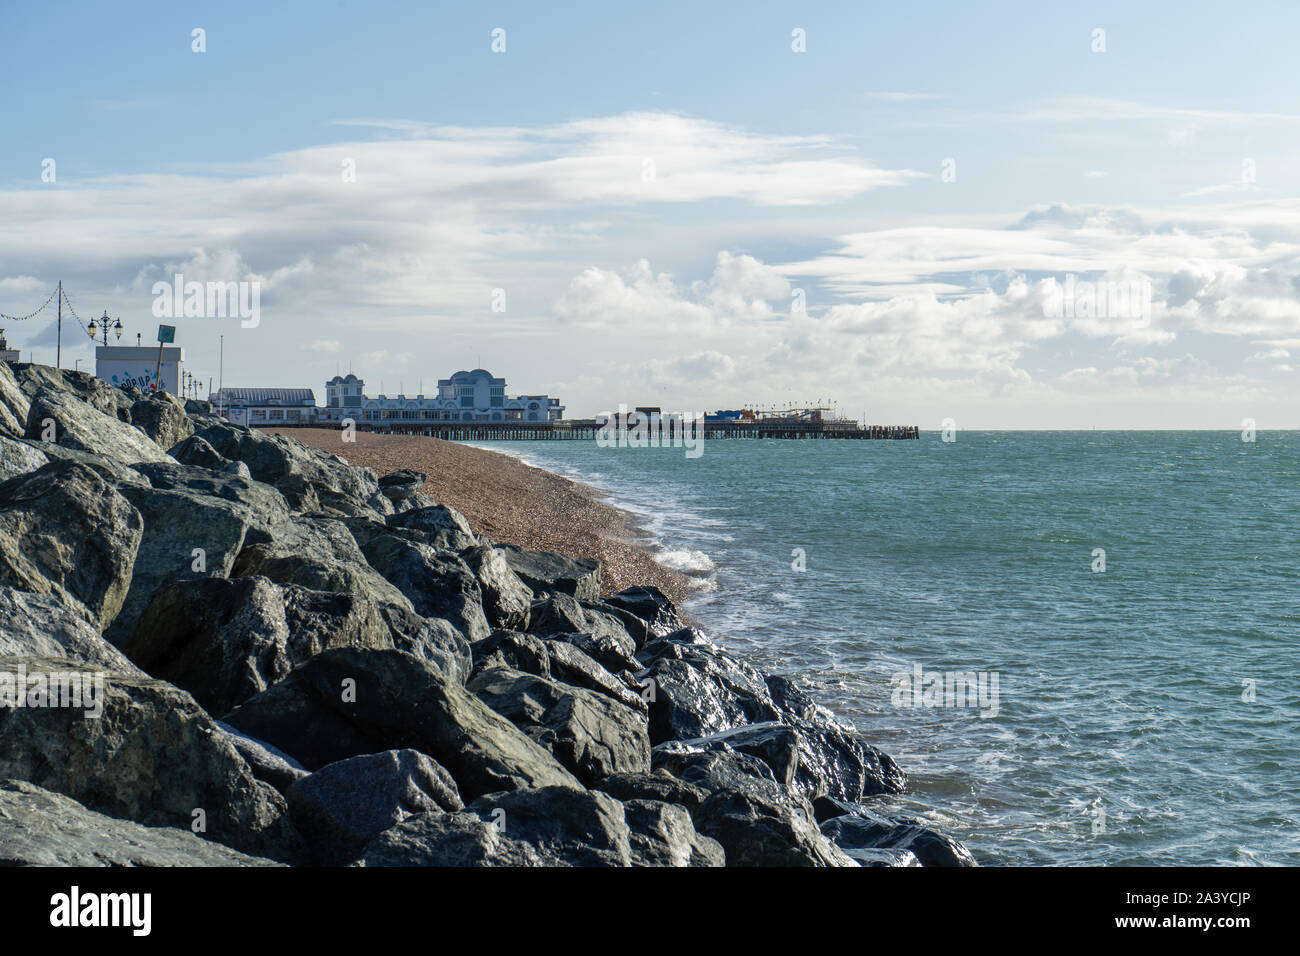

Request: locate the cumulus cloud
(555, 252), (792, 331)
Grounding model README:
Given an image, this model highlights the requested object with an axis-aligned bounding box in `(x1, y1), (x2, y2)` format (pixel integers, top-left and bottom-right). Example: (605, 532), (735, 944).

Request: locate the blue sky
(2, 0), (1298, 426)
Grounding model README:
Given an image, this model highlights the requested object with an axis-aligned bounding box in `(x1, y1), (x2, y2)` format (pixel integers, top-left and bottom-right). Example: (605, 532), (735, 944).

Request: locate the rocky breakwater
(0, 360), (975, 867)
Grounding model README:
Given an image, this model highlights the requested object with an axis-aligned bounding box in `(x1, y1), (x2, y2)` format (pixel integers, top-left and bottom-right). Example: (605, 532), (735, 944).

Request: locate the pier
(276, 420), (919, 441)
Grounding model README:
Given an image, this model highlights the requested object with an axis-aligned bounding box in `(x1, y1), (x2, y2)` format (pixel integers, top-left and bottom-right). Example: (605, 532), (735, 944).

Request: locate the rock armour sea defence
(0, 360), (975, 867)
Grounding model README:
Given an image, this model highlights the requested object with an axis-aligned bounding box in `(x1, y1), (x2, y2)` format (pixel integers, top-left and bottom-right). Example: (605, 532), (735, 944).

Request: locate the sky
(1, 0), (1297, 428)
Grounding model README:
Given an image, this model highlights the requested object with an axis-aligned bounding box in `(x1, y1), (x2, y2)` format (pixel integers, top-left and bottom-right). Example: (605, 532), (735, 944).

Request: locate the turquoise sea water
(475, 432), (1299, 866)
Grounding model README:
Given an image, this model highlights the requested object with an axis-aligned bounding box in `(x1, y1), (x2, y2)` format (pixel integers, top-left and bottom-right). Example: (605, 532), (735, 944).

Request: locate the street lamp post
(86, 311), (123, 348)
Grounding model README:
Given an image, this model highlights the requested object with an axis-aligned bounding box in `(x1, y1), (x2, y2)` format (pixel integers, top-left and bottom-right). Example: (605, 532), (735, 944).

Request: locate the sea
(474, 431), (1299, 866)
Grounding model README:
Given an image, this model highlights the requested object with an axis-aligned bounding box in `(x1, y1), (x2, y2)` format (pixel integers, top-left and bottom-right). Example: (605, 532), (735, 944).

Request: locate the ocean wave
(655, 548), (717, 574)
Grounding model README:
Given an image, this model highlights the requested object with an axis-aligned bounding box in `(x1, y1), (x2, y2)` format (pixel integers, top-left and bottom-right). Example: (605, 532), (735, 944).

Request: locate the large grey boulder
(468, 666), (651, 786)
(653, 722), (800, 790)
(104, 467), (296, 645)
(546, 640), (648, 714)
(24, 387), (172, 465)
(623, 798), (725, 867)
(360, 535), (489, 642)
(357, 786), (632, 866)
(653, 748), (855, 867)
(10, 364), (125, 419)
(130, 391), (193, 449)
(529, 593), (638, 668)
(470, 629), (647, 715)
(378, 604), (472, 683)
(168, 434), (250, 478)
(0, 362), (31, 437)
(377, 469), (426, 502)
(637, 630), (781, 744)
(605, 585), (685, 640)
(0, 587), (143, 674)
(820, 810), (977, 867)
(595, 769), (710, 811)
(470, 629), (553, 679)
(125, 576), (396, 714)
(192, 423), (390, 519)
(498, 544), (601, 602)
(0, 780), (281, 867)
(232, 517), (415, 614)
(385, 503), (476, 550)
(287, 749), (463, 865)
(459, 545), (532, 630)
(0, 435), (46, 480)
(0, 461), (143, 629)
(222, 647), (582, 799)
(766, 675), (907, 800)
(0, 655), (302, 862)
(214, 721), (309, 794)
(17, 439), (151, 488)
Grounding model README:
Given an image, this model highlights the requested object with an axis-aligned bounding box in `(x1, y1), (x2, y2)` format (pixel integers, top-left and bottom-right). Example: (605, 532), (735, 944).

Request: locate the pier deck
(276, 421), (919, 441)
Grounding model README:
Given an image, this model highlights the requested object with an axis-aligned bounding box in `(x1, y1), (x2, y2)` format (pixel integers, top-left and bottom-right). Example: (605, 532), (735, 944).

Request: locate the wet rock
(530, 593), (639, 670)
(385, 503), (477, 551)
(460, 545), (532, 631)
(582, 599), (651, 651)
(0, 655), (302, 862)
(0, 780), (281, 867)
(653, 722), (800, 790)
(604, 585), (684, 640)
(0, 461), (143, 629)
(130, 391), (194, 449)
(595, 769), (710, 811)
(498, 543), (601, 602)
(820, 811), (976, 867)
(547, 631), (640, 677)
(24, 387), (172, 465)
(287, 749), (463, 865)
(360, 535), (489, 642)
(222, 647), (582, 798)
(765, 675), (906, 800)
(0, 587), (143, 674)
(638, 630), (780, 744)
(357, 786), (631, 866)
(624, 798), (725, 867)
(545, 639), (648, 714)
(693, 789), (857, 868)
(468, 666), (651, 785)
(125, 576), (396, 714)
